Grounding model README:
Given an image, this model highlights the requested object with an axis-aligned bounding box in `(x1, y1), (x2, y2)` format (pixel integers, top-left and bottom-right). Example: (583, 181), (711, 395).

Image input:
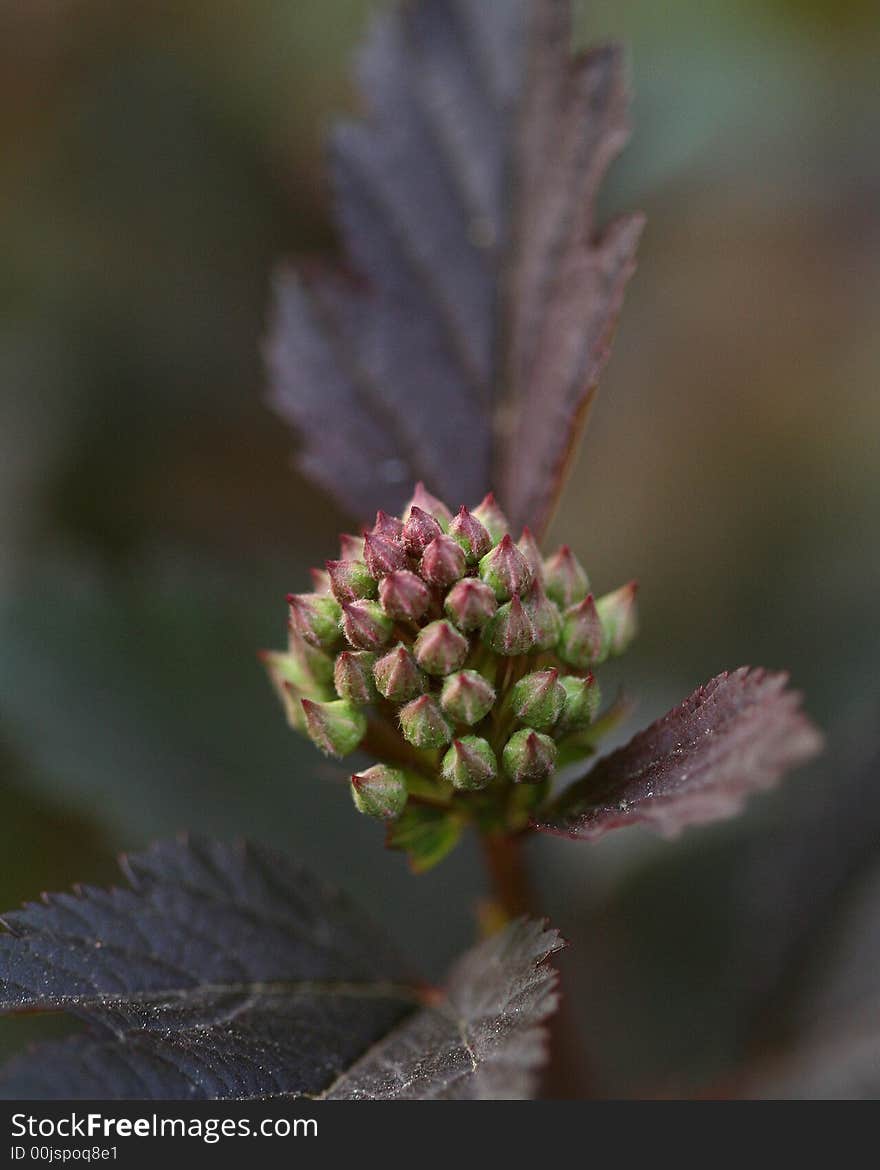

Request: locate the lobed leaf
(0, 838), (561, 1100)
(266, 0), (642, 534)
(534, 668), (823, 841)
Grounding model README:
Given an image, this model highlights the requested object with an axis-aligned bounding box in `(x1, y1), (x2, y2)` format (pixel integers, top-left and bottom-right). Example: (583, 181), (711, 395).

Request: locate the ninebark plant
(0, 0), (821, 1100)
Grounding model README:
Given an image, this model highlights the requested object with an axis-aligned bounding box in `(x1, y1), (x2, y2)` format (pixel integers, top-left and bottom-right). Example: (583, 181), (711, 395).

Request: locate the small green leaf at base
(387, 804), (462, 873)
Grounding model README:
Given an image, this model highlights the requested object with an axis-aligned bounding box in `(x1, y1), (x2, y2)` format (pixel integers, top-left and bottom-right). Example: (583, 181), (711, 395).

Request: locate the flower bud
(287, 592), (342, 649)
(402, 505), (442, 556)
(341, 600), (394, 650)
(259, 637), (335, 700)
(440, 670), (496, 725)
(517, 527), (544, 582)
(310, 567), (332, 594)
(404, 482), (452, 529)
(502, 728), (557, 784)
(363, 532), (408, 578)
(419, 535), (466, 587)
(373, 643), (427, 701)
(441, 737), (497, 791)
(371, 510), (404, 541)
(288, 634), (337, 689)
(351, 764), (408, 820)
(326, 559), (377, 603)
(379, 570), (432, 623)
(478, 534), (533, 601)
(301, 698), (367, 757)
(414, 619), (469, 676)
(444, 578), (497, 631)
(557, 673), (600, 732)
(448, 506), (492, 563)
(523, 580), (562, 651)
(259, 651), (329, 730)
(399, 694), (452, 748)
(339, 532), (365, 561)
(482, 595), (536, 656)
(543, 545), (590, 608)
(596, 581), (638, 657)
(333, 650), (378, 704)
(507, 669), (566, 731)
(472, 492), (510, 544)
(558, 595), (604, 669)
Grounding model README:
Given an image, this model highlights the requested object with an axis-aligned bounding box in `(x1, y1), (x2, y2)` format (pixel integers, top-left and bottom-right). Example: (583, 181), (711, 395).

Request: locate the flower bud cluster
(263, 483), (637, 834)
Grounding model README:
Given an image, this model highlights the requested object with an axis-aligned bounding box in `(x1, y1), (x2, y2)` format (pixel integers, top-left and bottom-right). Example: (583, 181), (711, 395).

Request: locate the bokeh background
(1, 0), (878, 1095)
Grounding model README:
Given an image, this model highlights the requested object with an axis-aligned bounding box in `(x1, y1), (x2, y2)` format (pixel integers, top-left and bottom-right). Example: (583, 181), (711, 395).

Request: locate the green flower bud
(402, 505), (443, 556)
(502, 728), (557, 784)
(420, 534), (466, 587)
(596, 581), (638, 658)
(472, 492), (510, 544)
(287, 592), (342, 649)
(440, 670), (496, 725)
(448, 506), (492, 563)
(543, 545), (590, 608)
(523, 580), (562, 650)
(414, 619), (469, 676)
(478, 534), (533, 601)
(341, 600), (394, 650)
(259, 652), (312, 730)
(379, 570), (432, 622)
(363, 532), (408, 578)
(403, 482), (452, 529)
(399, 694), (453, 748)
(333, 650), (378, 704)
(558, 595), (604, 669)
(517, 527), (544, 582)
(259, 636), (335, 702)
(482, 595), (536, 656)
(351, 764), (408, 820)
(444, 578), (497, 631)
(301, 698), (367, 757)
(557, 673), (601, 732)
(507, 668), (566, 731)
(441, 737), (497, 791)
(373, 643), (427, 701)
(326, 559), (377, 603)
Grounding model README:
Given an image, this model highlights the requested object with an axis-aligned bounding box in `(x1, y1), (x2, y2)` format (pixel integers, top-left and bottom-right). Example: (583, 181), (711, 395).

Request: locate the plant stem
(479, 831), (593, 1100)
(481, 832), (533, 921)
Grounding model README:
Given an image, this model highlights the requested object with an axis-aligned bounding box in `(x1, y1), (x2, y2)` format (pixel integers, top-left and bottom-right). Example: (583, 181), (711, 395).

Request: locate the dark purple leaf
(326, 917), (563, 1099)
(534, 668), (823, 841)
(0, 837), (562, 1100)
(266, 0), (642, 533)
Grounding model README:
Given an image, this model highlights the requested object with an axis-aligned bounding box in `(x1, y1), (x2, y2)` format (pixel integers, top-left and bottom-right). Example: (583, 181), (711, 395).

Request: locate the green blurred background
(1, 0), (878, 1095)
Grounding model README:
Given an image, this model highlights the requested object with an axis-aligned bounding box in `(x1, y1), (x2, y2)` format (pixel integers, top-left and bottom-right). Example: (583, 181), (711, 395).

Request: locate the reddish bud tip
(341, 599), (394, 650)
(444, 578), (498, 631)
(379, 570), (432, 623)
(363, 531), (408, 578)
(404, 482), (453, 529)
(371, 510), (404, 541)
(373, 643), (427, 702)
(544, 545), (590, 609)
(478, 534), (533, 601)
(402, 505), (443, 557)
(448, 505), (493, 563)
(558, 594), (604, 668)
(414, 619), (469, 676)
(399, 693), (453, 749)
(419, 534), (466, 588)
(325, 559), (378, 603)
